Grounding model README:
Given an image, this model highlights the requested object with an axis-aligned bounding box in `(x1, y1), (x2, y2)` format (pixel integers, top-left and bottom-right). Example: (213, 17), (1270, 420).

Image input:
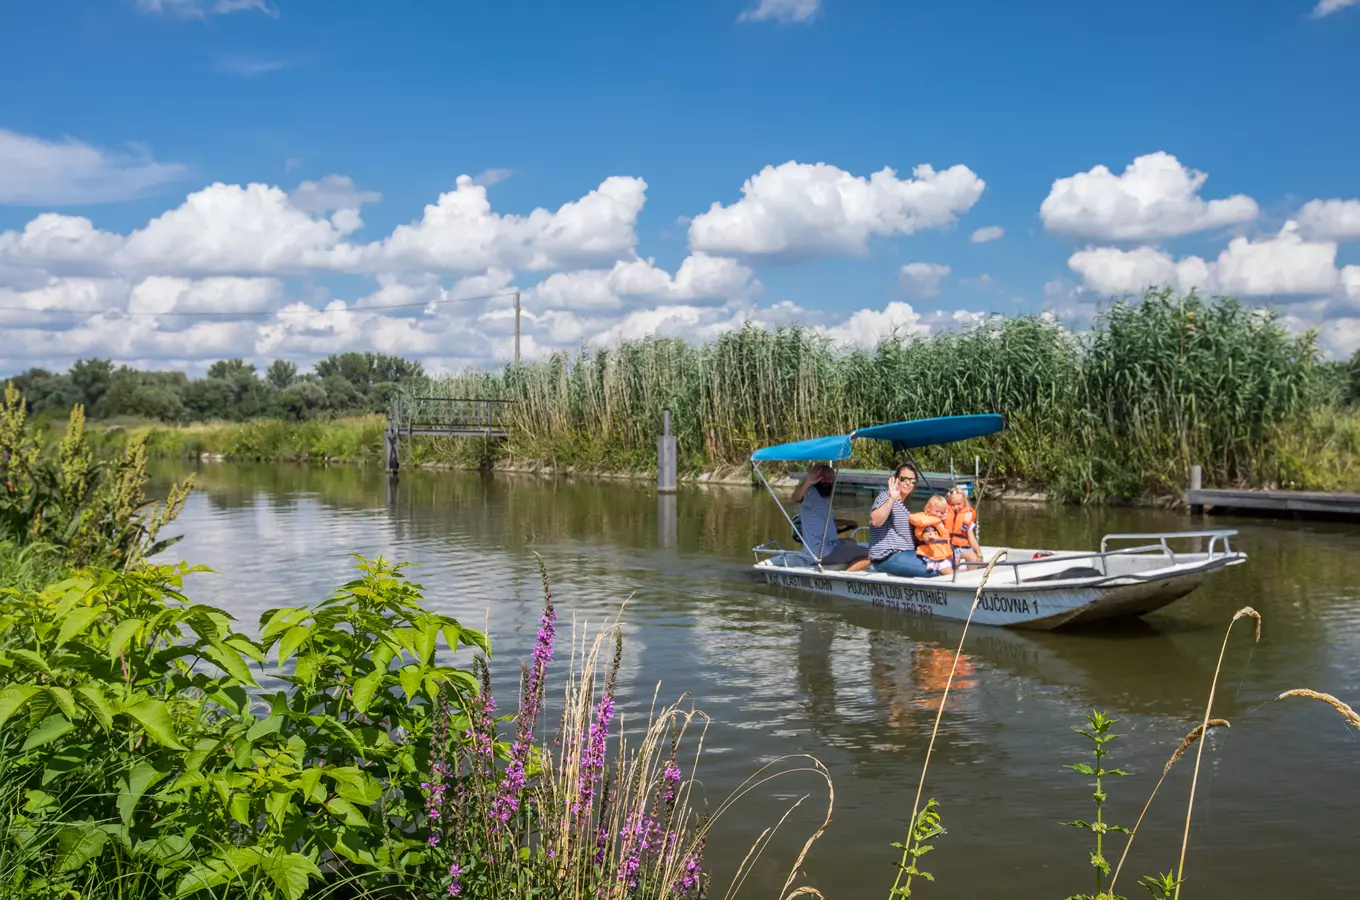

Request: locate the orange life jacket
(908, 512), (953, 561)
(945, 505), (978, 549)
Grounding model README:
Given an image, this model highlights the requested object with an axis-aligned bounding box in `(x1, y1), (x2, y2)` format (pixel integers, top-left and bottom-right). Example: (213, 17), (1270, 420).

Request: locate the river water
(151, 462), (1360, 900)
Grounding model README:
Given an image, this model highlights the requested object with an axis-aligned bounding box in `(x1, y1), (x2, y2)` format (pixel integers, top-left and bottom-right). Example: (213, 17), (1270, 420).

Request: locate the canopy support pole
(752, 462), (804, 551)
(813, 463), (841, 575)
(973, 436), (1003, 513)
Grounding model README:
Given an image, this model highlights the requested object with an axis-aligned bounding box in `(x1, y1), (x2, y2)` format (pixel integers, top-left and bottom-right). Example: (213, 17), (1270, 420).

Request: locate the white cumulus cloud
(899, 262), (951, 299)
(1067, 222), (1343, 298)
(738, 0), (819, 23)
(1311, 0), (1358, 18)
(137, 0), (277, 18)
(970, 226), (1004, 243)
(1296, 199), (1360, 242)
(0, 130), (186, 205)
(688, 161), (985, 261)
(1040, 151), (1258, 241)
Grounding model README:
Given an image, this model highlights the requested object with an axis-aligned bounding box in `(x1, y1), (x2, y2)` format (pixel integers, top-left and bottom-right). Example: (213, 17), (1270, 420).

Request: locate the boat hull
(753, 552), (1243, 631)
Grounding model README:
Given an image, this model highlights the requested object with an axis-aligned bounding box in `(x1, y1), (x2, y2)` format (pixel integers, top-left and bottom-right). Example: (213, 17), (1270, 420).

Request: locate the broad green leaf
(137, 834), (191, 863)
(370, 641), (396, 672)
(276, 625), (312, 669)
(260, 607), (310, 643)
(229, 792), (252, 826)
(175, 849), (262, 898)
(261, 850), (321, 900)
(122, 698), (186, 750)
(351, 670), (384, 714)
(204, 641), (258, 688)
(325, 766), (383, 805)
(440, 624), (461, 654)
(226, 636), (265, 663)
(74, 685), (114, 731)
(298, 767), (324, 803)
(55, 822), (109, 873)
(328, 827), (380, 867)
(117, 763), (167, 828)
(266, 787), (294, 827)
(106, 618), (145, 662)
(398, 664), (423, 702)
(185, 737), (222, 772)
(0, 685), (43, 728)
(416, 622), (438, 666)
(45, 686), (77, 720)
(247, 714), (284, 741)
(293, 652), (320, 684)
(460, 626), (491, 655)
(56, 606), (103, 649)
(325, 796), (366, 826)
(22, 714), (75, 752)
(6, 649), (53, 677)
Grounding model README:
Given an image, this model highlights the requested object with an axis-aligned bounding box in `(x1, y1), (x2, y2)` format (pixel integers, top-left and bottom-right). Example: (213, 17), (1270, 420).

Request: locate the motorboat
(749, 415), (1247, 630)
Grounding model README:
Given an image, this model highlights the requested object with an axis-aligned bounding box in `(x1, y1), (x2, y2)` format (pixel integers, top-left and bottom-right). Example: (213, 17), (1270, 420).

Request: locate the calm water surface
(151, 462), (1360, 900)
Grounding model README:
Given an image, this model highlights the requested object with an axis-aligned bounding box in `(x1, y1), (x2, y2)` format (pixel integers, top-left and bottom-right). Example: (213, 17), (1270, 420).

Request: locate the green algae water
(152, 461), (1360, 900)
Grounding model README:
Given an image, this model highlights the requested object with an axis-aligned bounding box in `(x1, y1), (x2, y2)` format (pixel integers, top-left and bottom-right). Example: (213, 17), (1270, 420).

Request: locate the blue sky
(2, 0), (1359, 374)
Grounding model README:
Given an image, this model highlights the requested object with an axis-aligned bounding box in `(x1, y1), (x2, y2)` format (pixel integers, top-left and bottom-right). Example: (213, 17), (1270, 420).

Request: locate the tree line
(5, 353), (424, 423)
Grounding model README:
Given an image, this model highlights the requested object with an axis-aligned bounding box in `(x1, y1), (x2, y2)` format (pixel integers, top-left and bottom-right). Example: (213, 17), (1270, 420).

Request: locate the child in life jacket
(946, 487), (982, 567)
(909, 495), (955, 576)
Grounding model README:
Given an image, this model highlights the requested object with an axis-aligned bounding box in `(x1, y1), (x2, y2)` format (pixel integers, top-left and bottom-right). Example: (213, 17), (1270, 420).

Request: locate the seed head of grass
(1231, 606), (1262, 642)
(1278, 689), (1360, 730)
(1164, 719), (1230, 776)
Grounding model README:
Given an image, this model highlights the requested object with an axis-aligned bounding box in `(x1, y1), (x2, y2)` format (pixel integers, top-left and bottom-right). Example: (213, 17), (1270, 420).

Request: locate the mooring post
(1189, 464), (1203, 515)
(384, 427), (399, 474)
(658, 407), (677, 493)
(658, 492), (677, 549)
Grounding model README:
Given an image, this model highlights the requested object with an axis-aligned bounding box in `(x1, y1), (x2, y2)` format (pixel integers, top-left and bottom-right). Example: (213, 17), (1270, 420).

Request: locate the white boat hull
(752, 533), (1246, 631)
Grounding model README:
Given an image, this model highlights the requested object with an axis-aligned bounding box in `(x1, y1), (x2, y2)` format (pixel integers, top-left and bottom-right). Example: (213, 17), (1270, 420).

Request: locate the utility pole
(514, 290), (521, 367)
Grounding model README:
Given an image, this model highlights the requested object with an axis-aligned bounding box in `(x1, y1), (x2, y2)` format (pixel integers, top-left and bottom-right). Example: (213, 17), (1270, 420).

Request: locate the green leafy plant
(1, 383), (192, 568)
(889, 798), (945, 898)
(1063, 710), (1131, 900)
(0, 555), (485, 899)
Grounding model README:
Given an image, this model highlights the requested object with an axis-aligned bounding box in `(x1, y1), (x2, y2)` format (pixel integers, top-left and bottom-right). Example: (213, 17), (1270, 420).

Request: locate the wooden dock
(1186, 487), (1360, 519)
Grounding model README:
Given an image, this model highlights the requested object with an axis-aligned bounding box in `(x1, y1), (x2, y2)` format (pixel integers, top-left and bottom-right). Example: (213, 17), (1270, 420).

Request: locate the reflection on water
(152, 461), (1360, 899)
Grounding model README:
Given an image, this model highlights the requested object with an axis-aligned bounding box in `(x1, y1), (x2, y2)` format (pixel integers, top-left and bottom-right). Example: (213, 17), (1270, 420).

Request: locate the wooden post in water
(657, 407), (677, 493)
(1189, 465), (1203, 515)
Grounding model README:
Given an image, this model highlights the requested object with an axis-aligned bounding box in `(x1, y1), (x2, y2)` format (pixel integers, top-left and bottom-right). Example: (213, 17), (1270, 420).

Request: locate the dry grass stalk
(1173, 606), (1261, 900)
(1278, 689), (1360, 730)
(887, 549), (1008, 899)
(1107, 719), (1230, 897)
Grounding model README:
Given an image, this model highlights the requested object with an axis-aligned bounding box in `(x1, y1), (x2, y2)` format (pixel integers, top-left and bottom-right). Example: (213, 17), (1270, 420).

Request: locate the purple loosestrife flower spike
(490, 565), (556, 823)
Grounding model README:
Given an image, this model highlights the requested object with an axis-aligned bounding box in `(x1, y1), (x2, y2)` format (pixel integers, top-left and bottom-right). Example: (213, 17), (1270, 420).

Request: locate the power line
(0, 289), (521, 319)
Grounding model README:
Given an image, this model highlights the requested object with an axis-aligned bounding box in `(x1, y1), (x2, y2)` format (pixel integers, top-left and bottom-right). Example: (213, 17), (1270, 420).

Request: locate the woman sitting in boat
(909, 495), (955, 576)
(791, 463), (869, 568)
(848, 463), (939, 578)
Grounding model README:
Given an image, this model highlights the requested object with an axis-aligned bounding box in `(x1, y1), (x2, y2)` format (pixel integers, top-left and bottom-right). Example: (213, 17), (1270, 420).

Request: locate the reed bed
(424, 291), (1353, 501)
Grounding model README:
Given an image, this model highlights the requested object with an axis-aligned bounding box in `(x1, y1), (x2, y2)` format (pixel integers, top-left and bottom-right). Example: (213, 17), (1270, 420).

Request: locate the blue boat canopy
(750, 414), (1007, 462)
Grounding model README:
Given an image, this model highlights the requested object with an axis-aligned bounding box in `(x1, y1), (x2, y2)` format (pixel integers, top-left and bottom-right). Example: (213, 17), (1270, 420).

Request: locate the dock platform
(1187, 488), (1360, 520)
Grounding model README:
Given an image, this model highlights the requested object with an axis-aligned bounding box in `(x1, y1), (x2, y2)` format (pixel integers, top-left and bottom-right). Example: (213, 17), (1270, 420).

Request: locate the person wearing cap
(790, 463), (868, 568)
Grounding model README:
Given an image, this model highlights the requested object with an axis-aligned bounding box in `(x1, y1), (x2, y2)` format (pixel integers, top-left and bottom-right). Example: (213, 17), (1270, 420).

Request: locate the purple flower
(674, 855), (702, 893)
(448, 862), (463, 896)
(428, 833), (440, 847)
(491, 591), (556, 823)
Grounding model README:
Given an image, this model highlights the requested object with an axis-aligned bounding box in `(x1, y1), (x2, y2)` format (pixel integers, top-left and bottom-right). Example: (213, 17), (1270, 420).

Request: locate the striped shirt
(868, 490), (915, 562)
(797, 488), (836, 560)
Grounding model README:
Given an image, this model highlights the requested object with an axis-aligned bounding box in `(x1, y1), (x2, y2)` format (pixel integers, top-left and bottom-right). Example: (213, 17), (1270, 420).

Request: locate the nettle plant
(0, 555), (487, 899)
(1063, 711), (1131, 900)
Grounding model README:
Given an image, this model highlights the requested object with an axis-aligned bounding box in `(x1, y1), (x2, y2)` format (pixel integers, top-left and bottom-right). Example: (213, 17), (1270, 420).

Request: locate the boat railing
(952, 529), (1240, 585)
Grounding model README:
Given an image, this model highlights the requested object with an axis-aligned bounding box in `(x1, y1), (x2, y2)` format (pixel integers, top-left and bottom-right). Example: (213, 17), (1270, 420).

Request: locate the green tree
(69, 357), (114, 410)
(206, 358), (256, 381)
(266, 359), (298, 389)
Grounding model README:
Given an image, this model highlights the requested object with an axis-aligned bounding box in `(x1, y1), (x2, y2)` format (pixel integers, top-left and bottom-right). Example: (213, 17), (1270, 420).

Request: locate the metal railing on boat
(752, 529), (1241, 585)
